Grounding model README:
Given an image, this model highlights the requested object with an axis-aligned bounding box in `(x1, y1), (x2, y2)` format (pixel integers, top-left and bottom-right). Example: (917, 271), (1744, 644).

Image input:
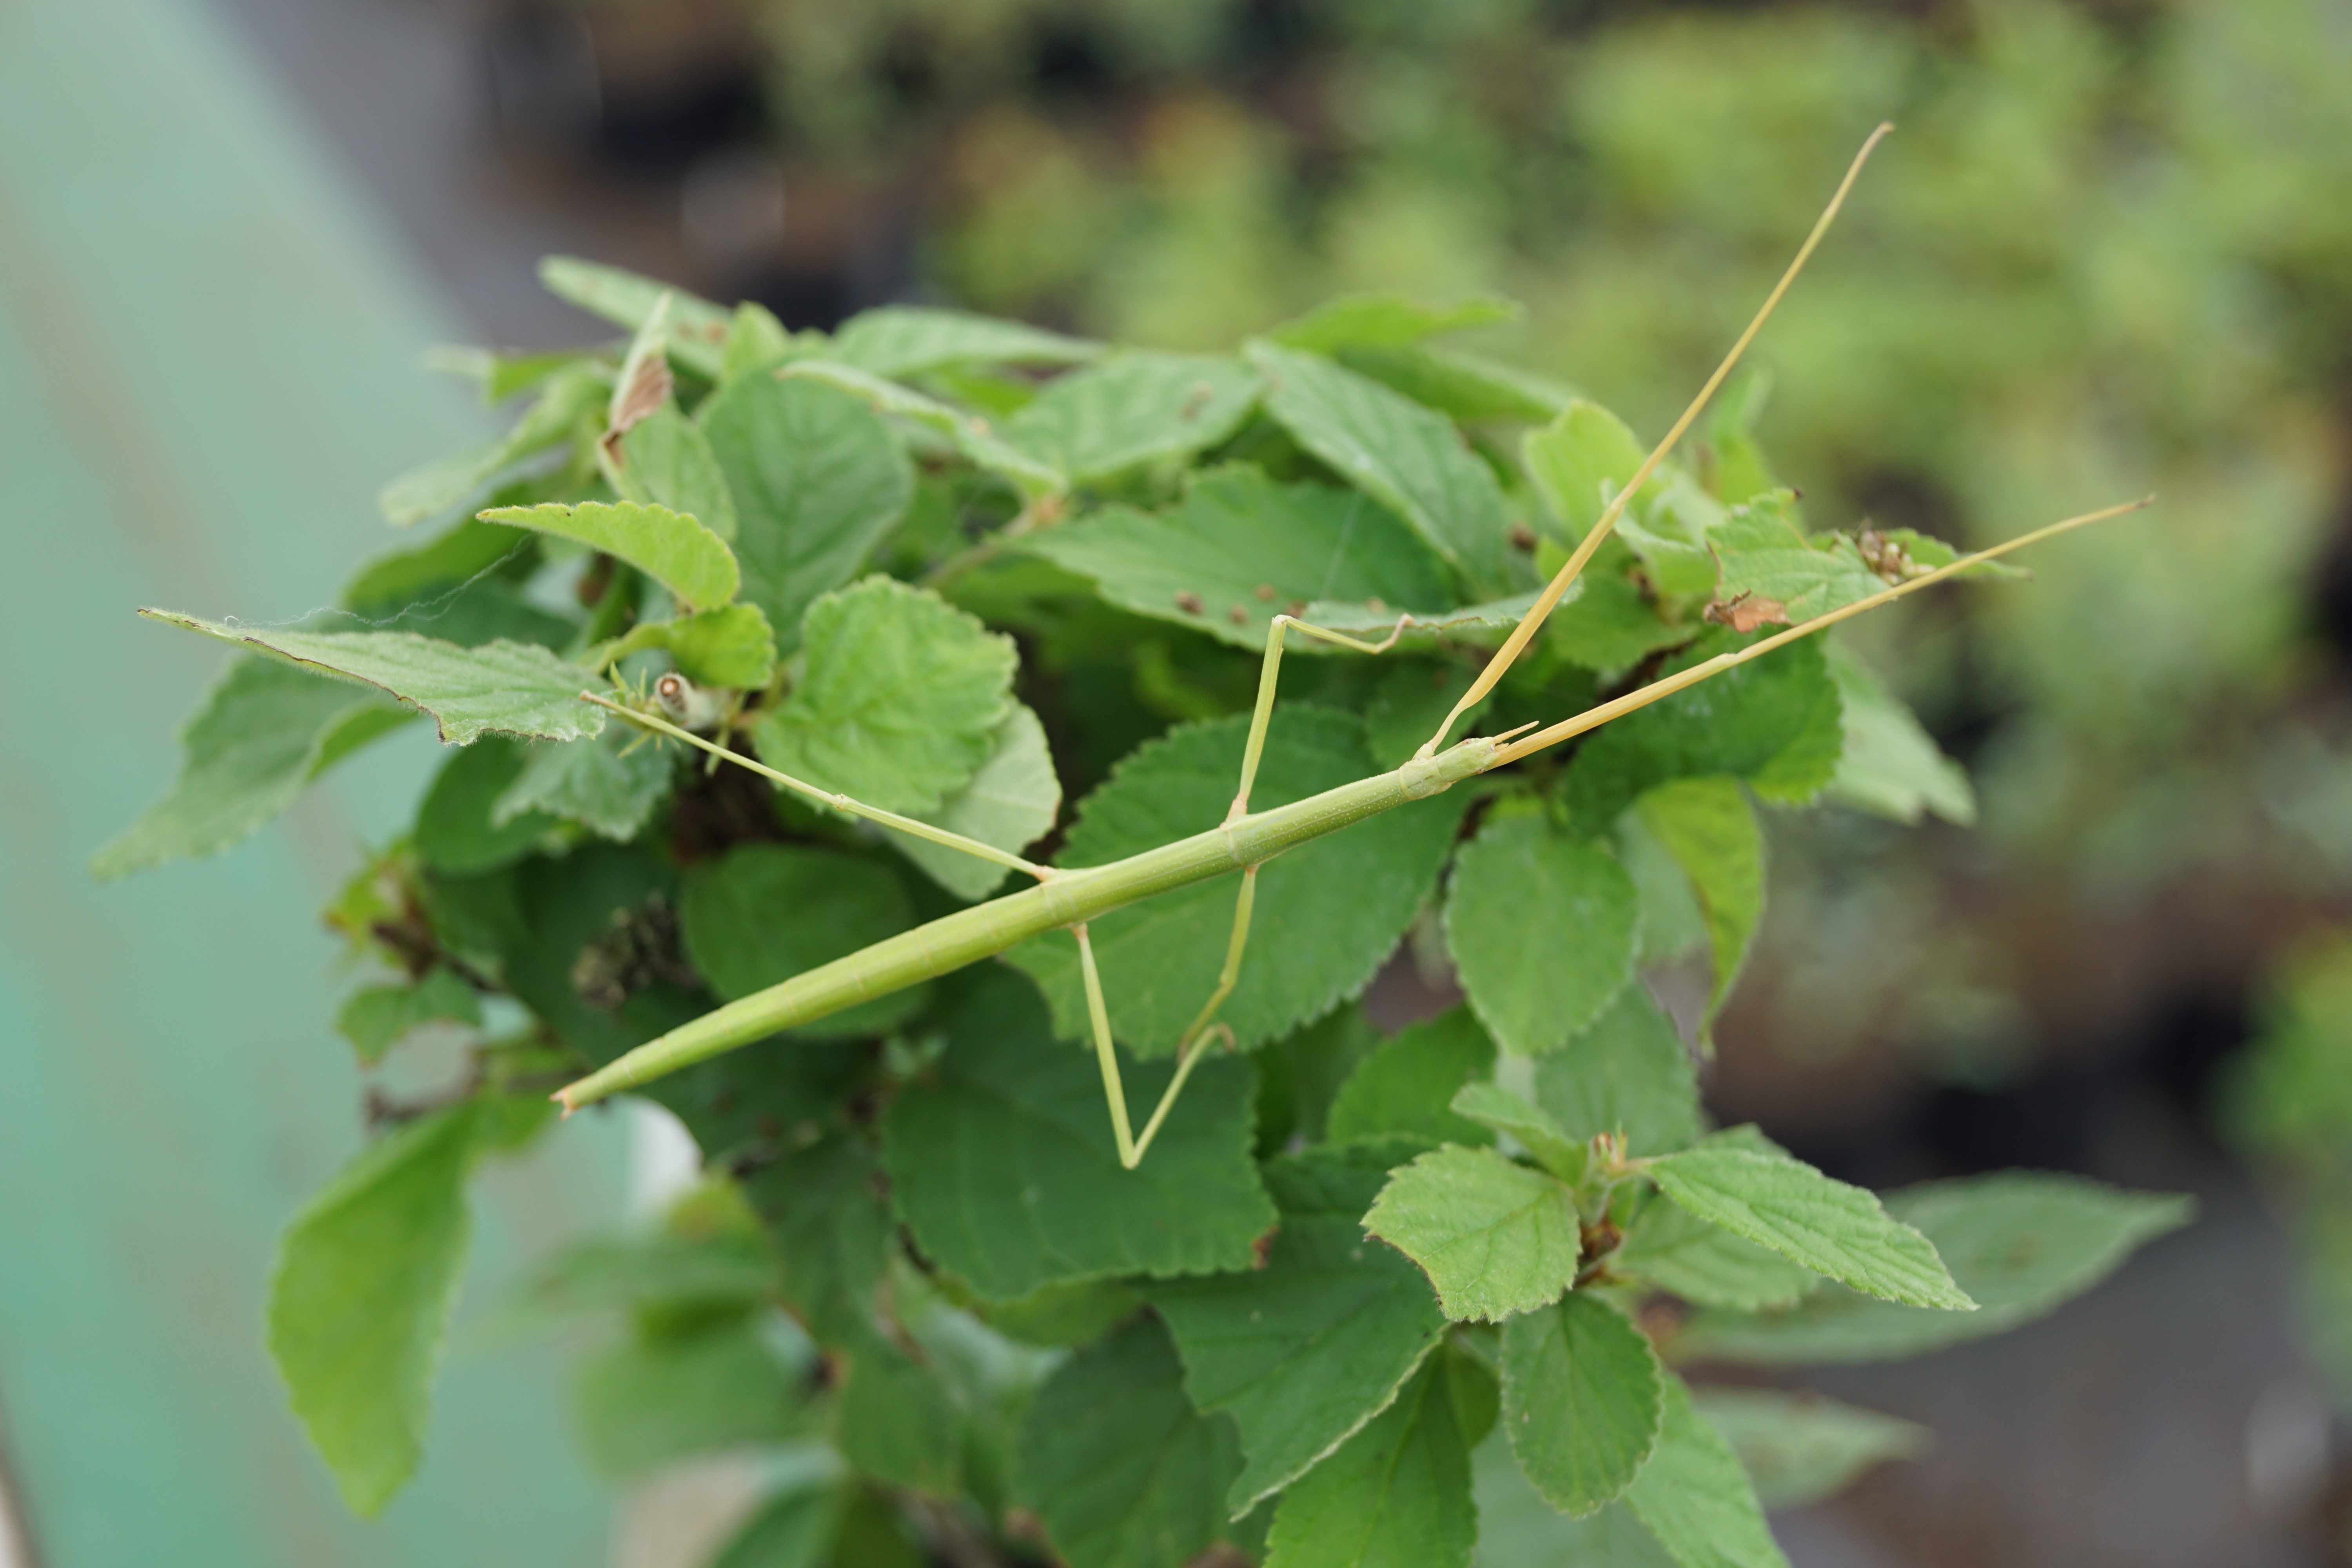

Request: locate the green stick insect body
(549, 122), (2149, 1163)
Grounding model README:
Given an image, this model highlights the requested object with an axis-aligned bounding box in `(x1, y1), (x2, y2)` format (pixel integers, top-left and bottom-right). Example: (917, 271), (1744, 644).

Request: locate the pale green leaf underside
(538, 255), (731, 377)
(1445, 814), (1639, 1057)
(142, 612), (603, 744)
(266, 1102), (479, 1516)
(751, 576), (1018, 816)
(1694, 1388), (1926, 1511)
(1003, 350), (1262, 481)
(889, 702), (1062, 902)
(1263, 1356), (1477, 1568)
(1008, 707), (1466, 1056)
(1247, 340), (1515, 593)
(1500, 1293), (1663, 1516)
(1151, 1149), (1449, 1515)
(1634, 777), (1762, 1036)
(614, 407), (739, 543)
(785, 359), (1066, 500)
(1624, 1376), (1790, 1568)
(479, 500), (738, 612)
(1365, 1145), (1582, 1322)
(1016, 1318), (1243, 1568)
(334, 967), (482, 1067)
(1823, 643), (1975, 826)
(1678, 1173), (2193, 1364)
(831, 304), (1102, 379)
(1646, 1134), (1974, 1311)
(884, 971), (1275, 1301)
(1021, 466), (1456, 654)
(93, 655), (412, 879)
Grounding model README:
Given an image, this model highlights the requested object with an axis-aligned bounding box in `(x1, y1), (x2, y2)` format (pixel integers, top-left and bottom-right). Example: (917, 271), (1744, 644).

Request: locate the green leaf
(1609, 1200), (1820, 1311)
(1645, 1132), (1973, 1310)
(92, 656), (412, 879)
(749, 576), (1018, 816)
(1363, 662), (1490, 770)
(1247, 341), (1515, 593)
(706, 1481), (841, 1568)
(1449, 1084), (1586, 1183)
(1822, 644), (1975, 826)
(1328, 1008), (1499, 1149)
(1522, 401), (1669, 545)
(1303, 593), (1544, 637)
(1617, 808), (1708, 965)
(1541, 550), (1687, 675)
(834, 1327), (964, 1495)
(265, 1102), (481, 1515)
(1263, 1355), (1478, 1568)
(603, 603), (778, 689)
(478, 499), (738, 612)
(1693, 1389), (1926, 1510)
(378, 361), (608, 526)
(1445, 814), (1639, 1057)
(1499, 1292), (1663, 1516)
(699, 373), (915, 652)
(882, 969), (1275, 1301)
(1151, 1146), (1449, 1514)
(1472, 1431), (1677, 1568)
(719, 301), (806, 385)
(741, 1138), (893, 1348)
(1015, 1317), (1243, 1568)
(613, 405), (739, 542)
(1623, 1375), (1789, 1568)
(1534, 986), (1699, 1154)
(784, 359), (1067, 501)
(680, 843), (927, 1039)
(830, 305), (1101, 379)
(1008, 707), (1468, 1055)
(141, 612), (605, 744)
(1365, 1145), (1582, 1322)
(521, 1232), (777, 1316)
(1021, 466), (1457, 655)
(1678, 1173), (2193, 1364)
(335, 967), (483, 1066)
(1003, 351), (1261, 481)
(1268, 293), (1520, 354)
(1256, 1005), (1383, 1153)
(494, 728), (675, 841)
(888, 702), (1061, 902)
(415, 738), (562, 874)
(537, 256), (731, 377)
(341, 515), (530, 621)
(1706, 495), (1886, 622)
(574, 1317), (805, 1477)
(1560, 631), (1841, 830)
(1335, 344), (1574, 425)
(1634, 778), (1762, 1038)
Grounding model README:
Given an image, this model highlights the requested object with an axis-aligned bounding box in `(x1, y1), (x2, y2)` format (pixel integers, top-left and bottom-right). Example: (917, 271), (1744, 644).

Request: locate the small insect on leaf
(1704, 591), (1790, 633)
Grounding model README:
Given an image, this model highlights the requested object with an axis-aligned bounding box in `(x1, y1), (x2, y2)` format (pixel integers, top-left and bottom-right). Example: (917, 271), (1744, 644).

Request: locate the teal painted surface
(0, 0), (625, 1564)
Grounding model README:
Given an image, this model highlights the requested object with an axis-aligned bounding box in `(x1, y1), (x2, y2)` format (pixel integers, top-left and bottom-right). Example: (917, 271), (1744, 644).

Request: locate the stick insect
(557, 123), (2148, 1165)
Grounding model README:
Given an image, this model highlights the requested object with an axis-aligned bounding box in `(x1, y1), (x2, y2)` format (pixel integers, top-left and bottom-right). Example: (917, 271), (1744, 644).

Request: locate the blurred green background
(9, 0), (2352, 1563)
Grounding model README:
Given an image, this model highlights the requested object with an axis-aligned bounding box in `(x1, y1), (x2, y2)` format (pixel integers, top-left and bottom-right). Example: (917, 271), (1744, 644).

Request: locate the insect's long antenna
(1484, 496), (2153, 771)
(1420, 120), (1896, 759)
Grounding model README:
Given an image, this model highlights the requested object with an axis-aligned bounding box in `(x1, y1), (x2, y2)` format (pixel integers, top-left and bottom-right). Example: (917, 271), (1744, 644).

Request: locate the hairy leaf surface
(1152, 1147), (1449, 1514)
(1646, 1134), (1973, 1310)
(1534, 986), (1700, 1154)
(751, 577), (1018, 816)
(478, 500), (738, 612)
(1004, 351), (1261, 481)
(1499, 1293), (1663, 1515)
(1365, 1145), (1582, 1321)
(603, 603), (777, 689)
(889, 702), (1061, 902)
(1680, 1174), (2192, 1363)
(1009, 707), (1466, 1055)
(700, 374), (914, 650)
(142, 612), (604, 744)
(1263, 1355), (1478, 1568)
(1022, 467), (1455, 652)
(494, 729), (675, 841)
(1445, 814), (1639, 1056)
(884, 971), (1274, 1300)
(786, 360), (1066, 500)
(1328, 1009), (1499, 1149)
